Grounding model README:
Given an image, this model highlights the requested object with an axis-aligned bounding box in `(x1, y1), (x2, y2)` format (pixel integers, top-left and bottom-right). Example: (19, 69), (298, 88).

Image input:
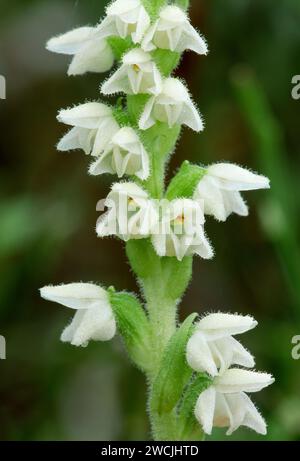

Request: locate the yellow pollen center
(132, 64), (141, 73)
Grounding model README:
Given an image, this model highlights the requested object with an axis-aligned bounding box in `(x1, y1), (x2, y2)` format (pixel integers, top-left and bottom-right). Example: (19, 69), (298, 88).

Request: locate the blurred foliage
(0, 0), (300, 441)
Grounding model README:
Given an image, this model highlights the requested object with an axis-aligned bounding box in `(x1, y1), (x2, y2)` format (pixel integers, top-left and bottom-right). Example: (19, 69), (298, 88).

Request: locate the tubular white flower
(57, 102), (120, 156)
(40, 283), (116, 346)
(96, 0), (150, 44)
(195, 387), (268, 436)
(142, 5), (208, 55)
(89, 127), (149, 180)
(187, 313), (257, 376)
(151, 199), (213, 261)
(96, 182), (159, 241)
(46, 27), (114, 76)
(194, 163), (270, 222)
(139, 78), (203, 131)
(195, 369), (274, 435)
(102, 48), (162, 96)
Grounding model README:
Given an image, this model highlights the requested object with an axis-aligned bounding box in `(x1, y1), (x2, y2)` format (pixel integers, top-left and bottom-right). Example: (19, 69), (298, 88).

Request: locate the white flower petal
(197, 313), (257, 340)
(186, 331), (219, 376)
(195, 387), (216, 435)
(46, 27), (94, 55)
(57, 103), (112, 129)
(215, 369), (275, 394)
(68, 38), (114, 76)
(40, 283), (107, 310)
(208, 163), (270, 191)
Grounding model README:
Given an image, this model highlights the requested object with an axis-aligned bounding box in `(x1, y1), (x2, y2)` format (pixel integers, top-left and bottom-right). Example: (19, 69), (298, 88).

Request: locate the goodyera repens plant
(41, 0), (274, 441)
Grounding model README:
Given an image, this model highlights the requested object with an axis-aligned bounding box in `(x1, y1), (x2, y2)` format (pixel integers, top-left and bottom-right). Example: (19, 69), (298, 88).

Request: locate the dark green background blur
(0, 0), (300, 441)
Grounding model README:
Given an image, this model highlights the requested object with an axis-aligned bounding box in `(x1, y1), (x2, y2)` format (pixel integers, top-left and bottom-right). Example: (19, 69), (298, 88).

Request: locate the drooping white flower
(139, 78), (203, 131)
(40, 283), (116, 346)
(89, 127), (149, 180)
(96, 0), (150, 44)
(195, 369), (274, 435)
(142, 5), (208, 55)
(57, 102), (120, 156)
(194, 163), (270, 222)
(151, 199), (213, 261)
(102, 48), (162, 96)
(187, 313), (257, 376)
(46, 27), (114, 76)
(96, 182), (159, 241)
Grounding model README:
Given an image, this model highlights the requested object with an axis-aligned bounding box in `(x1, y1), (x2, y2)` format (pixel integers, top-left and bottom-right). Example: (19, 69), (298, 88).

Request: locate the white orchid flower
(89, 126), (149, 180)
(187, 313), (257, 376)
(194, 163), (270, 222)
(46, 26), (114, 76)
(57, 102), (120, 156)
(96, 182), (159, 241)
(139, 78), (203, 131)
(96, 0), (150, 44)
(40, 283), (116, 346)
(151, 199), (213, 261)
(102, 48), (162, 96)
(195, 369), (274, 435)
(142, 5), (208, 55)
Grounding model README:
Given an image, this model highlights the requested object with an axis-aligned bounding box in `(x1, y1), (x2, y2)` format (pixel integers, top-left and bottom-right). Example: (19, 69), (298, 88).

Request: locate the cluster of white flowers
(186, 313), (274, 435)
(42, 0), (274, 440)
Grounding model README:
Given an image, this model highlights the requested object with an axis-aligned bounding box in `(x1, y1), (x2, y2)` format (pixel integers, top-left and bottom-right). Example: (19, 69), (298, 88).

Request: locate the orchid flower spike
(194, 163), (270, 222)
(96, 182), (159, 241)
(40, 283), (116, 346)
(57, 102), (120, 156)
(46, 27), (114, 76)
(195, 368), (274, 435)
(139, 78), (203, 131)
(102, 48), (162, 96)
(96, 0), (150, 44)
(187, 313), (257, 376)
(89, 126), (150, 180)
(142, 5), (208, 55)
(151, 198), (213, 261)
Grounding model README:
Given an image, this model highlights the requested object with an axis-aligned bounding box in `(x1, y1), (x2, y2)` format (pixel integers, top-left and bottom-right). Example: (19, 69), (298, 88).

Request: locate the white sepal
(46, 26), (114, 76)
(96, 0), (150, 44)
(89, 126), (149, 180)
(214, 368), (275, 394)
(142, 5), (208, 55)
(139, 78), (203, 132)
(40, 283), (116, 346)
(196, 313), (257, 340)
(102, 48), (162, 95)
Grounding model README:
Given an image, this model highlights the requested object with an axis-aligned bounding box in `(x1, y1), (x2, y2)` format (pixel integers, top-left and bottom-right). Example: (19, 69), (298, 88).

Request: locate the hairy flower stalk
(42, 0), (274, 441)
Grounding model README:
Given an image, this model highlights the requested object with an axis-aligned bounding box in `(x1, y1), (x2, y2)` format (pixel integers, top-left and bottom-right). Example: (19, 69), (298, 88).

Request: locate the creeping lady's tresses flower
(89, 126), (149, 180)
(142, 5), (208, 55)
(139, 78), (203, 132)
(97, 182), (159, 241)
(40, 283), (116, 346)
(46, 27), (114, 76)
(194, 163), (270, 222)
(96, 0), (150, 44)
(57, 102), (120, 156)
(151, 199), (213, 261)
(195, 369), (274, 435)
(187, 313), (257, 377)
(102, 48), (162, 96)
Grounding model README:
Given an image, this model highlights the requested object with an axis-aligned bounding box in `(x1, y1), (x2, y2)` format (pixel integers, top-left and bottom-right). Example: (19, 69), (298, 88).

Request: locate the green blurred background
(0, 0), (300, 441)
